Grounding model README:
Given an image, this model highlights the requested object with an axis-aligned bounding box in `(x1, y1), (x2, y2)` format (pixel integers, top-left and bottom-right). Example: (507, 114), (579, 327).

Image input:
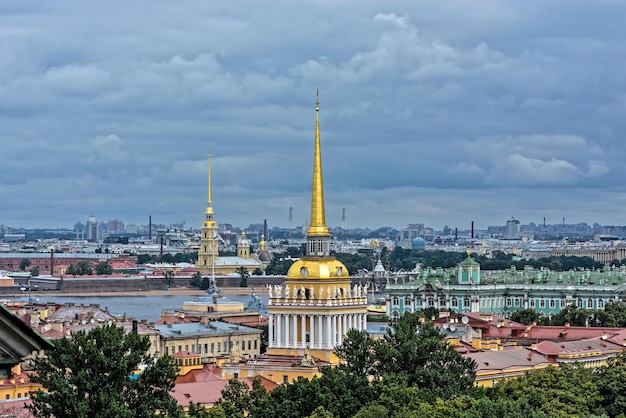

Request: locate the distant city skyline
(2, 2), (625, 230)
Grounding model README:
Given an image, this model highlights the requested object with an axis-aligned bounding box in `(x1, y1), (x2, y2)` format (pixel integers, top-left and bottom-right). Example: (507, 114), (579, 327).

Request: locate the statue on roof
(229, 343), (241, 363)
(301, 345), (316, 367)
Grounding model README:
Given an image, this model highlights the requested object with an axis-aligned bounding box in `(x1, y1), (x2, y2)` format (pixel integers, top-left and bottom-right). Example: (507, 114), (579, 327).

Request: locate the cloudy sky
(2, 1), (625, 232)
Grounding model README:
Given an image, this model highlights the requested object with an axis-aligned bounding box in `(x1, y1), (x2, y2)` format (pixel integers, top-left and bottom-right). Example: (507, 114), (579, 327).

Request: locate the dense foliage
(29, 324), (182, 418)
(511, 302), (626, 327)
(205, 311), (626, 417)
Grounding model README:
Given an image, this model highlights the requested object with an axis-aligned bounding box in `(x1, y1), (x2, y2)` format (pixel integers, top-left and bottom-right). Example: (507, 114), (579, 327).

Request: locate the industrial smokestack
(149, 215), (152, 241)
(455, 227), (458, 241)
(342, 208), (346, 231)
(471, 221), (474, 239)
(264, 219), (267, 239)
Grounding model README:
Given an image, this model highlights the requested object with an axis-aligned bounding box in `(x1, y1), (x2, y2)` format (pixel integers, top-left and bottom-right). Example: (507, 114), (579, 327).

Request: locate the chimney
(149, 215), (152, 241)
(455, 228), (458, 240)
(132, 320), (138, 334)
(471, 221), (474, 239)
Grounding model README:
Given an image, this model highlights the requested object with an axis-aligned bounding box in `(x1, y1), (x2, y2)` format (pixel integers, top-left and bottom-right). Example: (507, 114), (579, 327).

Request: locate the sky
(1, 0), (626, 232)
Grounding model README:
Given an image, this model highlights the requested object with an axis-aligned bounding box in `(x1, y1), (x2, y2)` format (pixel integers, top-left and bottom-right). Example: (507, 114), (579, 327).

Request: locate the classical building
(386, 251), (626, 320)
(196, 155), (264, 276)
(154, 321), (262, 360)
(220, 92), (368, 384)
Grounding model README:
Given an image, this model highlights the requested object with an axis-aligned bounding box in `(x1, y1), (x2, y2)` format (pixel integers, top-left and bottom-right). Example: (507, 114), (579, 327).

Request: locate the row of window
(392, 295), (608, 310)
(164, 339), (258, 356)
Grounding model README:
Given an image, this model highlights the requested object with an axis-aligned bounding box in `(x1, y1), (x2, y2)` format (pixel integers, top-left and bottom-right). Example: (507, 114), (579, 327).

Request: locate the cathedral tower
(197, 154), (220, 273)
(266, 91), (368, 363)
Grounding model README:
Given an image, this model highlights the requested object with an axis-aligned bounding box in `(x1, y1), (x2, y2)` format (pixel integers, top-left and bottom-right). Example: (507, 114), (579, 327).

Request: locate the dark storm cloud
(1, 0), (625, 230)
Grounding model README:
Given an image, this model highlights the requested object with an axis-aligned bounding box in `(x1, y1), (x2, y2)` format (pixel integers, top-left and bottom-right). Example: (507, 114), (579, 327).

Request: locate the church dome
(257, 250), (274, 262)
(411, 237), (426, 251)
(286, 258), (349, 280)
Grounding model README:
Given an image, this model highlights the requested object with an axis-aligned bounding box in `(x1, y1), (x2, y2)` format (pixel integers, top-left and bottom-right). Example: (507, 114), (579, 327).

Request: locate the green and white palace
(385, 251), (626, 320)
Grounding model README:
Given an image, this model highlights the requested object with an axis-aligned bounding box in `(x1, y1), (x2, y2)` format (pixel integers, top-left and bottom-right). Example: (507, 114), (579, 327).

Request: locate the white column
(277, 314), (282, 347)
(309, 315), (315, 348)
(326, 315), (332, 349)
(284, 314), (289, 347)
(318, 315), (323, 349)
(301, 315), (306, 348)
(292, 314), (297, 348)
(362, 312), (367, 331)
(269, 314), (274, 348)
(342, 314), (348, 340)
(331, 316), (337, 347)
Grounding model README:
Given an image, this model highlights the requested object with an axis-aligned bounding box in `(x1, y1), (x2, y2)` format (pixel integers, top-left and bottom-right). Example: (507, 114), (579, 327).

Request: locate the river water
(7, 293), (267, 322)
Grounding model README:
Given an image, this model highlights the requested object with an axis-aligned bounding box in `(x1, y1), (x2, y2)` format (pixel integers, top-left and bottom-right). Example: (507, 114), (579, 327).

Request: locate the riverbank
(3, 286), (269, 298)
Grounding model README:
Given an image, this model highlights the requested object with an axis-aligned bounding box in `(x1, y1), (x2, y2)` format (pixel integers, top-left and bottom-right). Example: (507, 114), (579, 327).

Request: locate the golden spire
(207, 152), (212, 205)
(307, 89), (329, 236)
(206, 152), (214, 217)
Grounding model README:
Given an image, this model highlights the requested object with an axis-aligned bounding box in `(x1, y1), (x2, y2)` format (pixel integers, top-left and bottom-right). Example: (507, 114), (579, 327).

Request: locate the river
(6, 292), (267, 322)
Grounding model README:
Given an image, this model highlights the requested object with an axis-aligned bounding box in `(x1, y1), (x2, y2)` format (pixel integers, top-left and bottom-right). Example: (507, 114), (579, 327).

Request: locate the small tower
(237, 231), (250, 259)
(457, 249), (480, 284)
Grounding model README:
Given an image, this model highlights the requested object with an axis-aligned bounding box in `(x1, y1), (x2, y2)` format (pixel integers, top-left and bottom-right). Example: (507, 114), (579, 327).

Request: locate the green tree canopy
(95, 260), (113, 275)
(28, 324), (182, 418)
(19, 258), (31, 271)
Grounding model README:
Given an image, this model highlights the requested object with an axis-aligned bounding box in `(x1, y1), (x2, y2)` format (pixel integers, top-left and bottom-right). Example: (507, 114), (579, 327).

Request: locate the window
(587, 298), (594, 309)
(392, 311), (400, 319)
(211, 343), (215, 353)
(539, 299), (545, 309)
(452, 298), (458, 308)
(165, 347), (169, 355)
(561, 299), (566, 308)
(463, 298), (470, 308)
(514, 298), (520, 307)
(234, 373), (239, 378)
(428, 298), (434, 307)
(204, 343), (208, 353)
(506, 298), (512, 307)
(439, 298), (446, 307)
(223, 342), (227, 352)
(404, 296), (412, 306)
(599, 299), (605, 309)
(283, 375), (289, 384)
(185, 345), (189, 352)
(191, 344), (195, 353)
(392, 296), (399, 306)
(5, 394), (9, 400)
(241, 341), (245, 350)
(178, 345), (182, 352)
(530, 299), (535, 308)
(550, 299), (555, 309)
(254, 340), (257, 350)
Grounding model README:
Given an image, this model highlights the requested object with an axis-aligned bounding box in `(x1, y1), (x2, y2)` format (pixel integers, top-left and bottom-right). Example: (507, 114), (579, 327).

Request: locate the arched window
(392, 296), (399, 306)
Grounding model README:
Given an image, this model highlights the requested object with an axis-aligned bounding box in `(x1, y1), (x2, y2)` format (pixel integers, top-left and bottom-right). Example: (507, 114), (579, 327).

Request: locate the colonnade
(268, 312), (367, 349)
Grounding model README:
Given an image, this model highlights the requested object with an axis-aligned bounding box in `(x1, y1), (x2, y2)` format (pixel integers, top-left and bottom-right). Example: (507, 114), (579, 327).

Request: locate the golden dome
(286, 258), (349, 280)
(206, 207), (214, 215)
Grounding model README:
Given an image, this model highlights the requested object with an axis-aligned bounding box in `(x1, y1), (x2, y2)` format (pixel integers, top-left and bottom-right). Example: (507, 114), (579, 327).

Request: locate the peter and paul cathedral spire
(197, 152), (219, 273)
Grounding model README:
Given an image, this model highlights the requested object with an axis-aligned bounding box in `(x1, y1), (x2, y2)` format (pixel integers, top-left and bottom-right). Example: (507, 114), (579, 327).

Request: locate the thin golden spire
(207, 151), (212, 206)
(307, 89), (329, 236)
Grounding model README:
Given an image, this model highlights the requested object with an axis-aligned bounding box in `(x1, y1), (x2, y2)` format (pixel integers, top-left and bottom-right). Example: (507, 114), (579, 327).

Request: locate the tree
(510, 308), (548, 326)
(30, 266), (40, 277)
(95, 261), (113, 275)
(163, 270), (175, 288)
(210, 377), (268, 418)
(252, 268), (263, 276)
(190, 272), (203, 288)
(75, 260), (93, 275)
(376, 313), (476, 398)
(19, 258), (31, 271)
(28, 324), (182, 418)
(237, 267), (249, 287)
